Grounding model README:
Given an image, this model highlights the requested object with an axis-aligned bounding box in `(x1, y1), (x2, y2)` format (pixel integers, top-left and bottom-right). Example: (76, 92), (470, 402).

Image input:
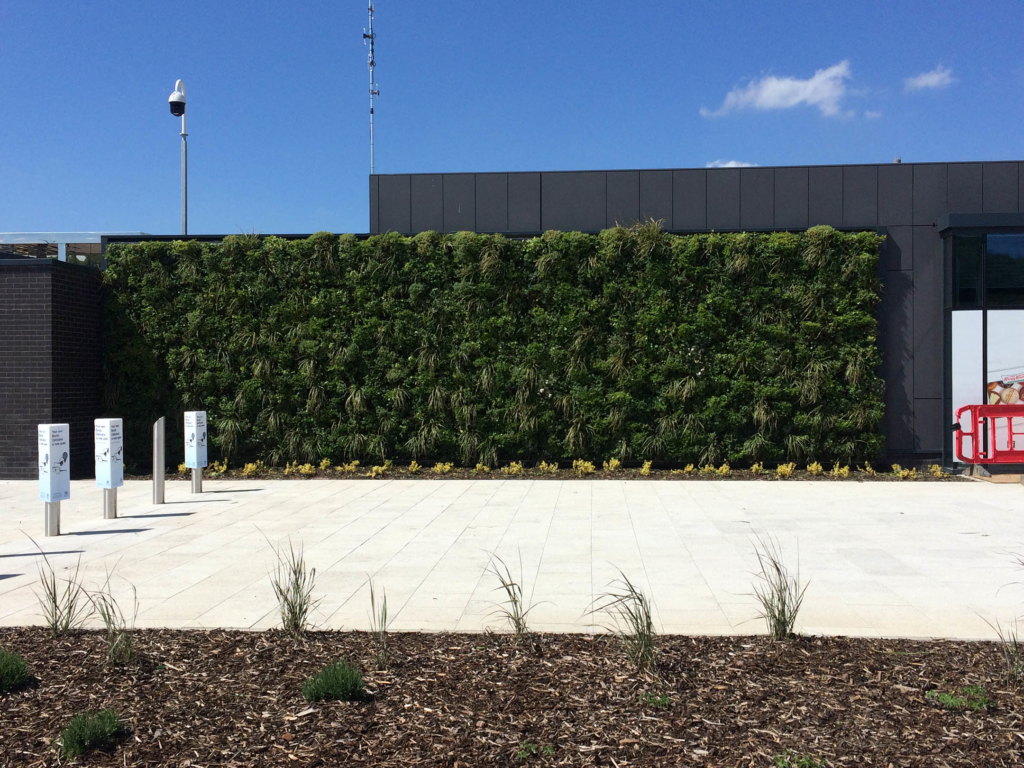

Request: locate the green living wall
(102, 225), (884, 472)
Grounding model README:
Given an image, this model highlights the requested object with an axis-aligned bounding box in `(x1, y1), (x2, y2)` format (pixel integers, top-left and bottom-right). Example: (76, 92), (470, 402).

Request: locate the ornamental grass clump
(58, 709), (125, 759)
(751, 534), (808, 640)
(267, 538), (319, 639)
(591, 570), (656, 676)
(485, 551), (539, 642)
(32, 538), (91, 636)
(368, 578), (390, 669)
(89, 568), (138, 666)
(0, 649), (29, 694)
(302, 661), (365, 702)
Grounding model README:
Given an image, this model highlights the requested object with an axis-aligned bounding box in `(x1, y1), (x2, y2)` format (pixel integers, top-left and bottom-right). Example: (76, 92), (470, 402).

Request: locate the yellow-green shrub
(776, 462), (796, 479)
(573, 459), (596, 477)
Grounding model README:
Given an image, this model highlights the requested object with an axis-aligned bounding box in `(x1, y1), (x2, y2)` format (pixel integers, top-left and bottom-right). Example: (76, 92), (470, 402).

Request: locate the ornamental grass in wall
(102, 223), (884, 470)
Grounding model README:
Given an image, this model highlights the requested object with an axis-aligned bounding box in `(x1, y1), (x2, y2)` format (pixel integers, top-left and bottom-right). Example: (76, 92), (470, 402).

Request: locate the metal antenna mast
(363, 2), (379, 174)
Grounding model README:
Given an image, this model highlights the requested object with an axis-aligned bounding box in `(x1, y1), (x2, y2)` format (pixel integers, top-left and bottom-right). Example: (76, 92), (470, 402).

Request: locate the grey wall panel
(1021, 163), (1024, 212)
(983, 162), (1019, 213)
(808, 166), (843, 226)
(774, 167), (808, 229)
(947, 163), (983, 214)
(913, 164), (947, 225)
(878, 164), (913, 226)
(606, 171), (639, 228)
(410, 174), (444, 233)
(740, 168), (774, 229)
(672, 169), (706, 230)
(881, 226), (913, 271)
(639, 170), (673, 228)
(913, 399), (943, 451)
(706, 169), (740, 230)
(508, 173), (541, 232)
(476, 173), (508, 232)
(878, 269), (914, 451)
(541, 172), (606, 232)
(369, 176), (379, 234)
(843, 165), (878, 228)
(443, 174), (476, 232)
(378, 175), (411, 234)
(913, 226), (943, 399)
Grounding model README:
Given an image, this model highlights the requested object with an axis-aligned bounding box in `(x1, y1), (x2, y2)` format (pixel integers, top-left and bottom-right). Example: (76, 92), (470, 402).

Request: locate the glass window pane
(953, 235), (984, 308)
(986, 235), (1024, 307)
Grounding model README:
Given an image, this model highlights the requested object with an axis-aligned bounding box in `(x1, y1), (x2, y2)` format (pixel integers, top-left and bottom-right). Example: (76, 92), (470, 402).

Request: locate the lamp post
(168, 80), (187, 235)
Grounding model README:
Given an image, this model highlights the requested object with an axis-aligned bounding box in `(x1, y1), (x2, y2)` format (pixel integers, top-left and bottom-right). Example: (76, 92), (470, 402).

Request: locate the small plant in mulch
(30, 536), (92, 636)
(57, 709), (126, 759)
(638, 691), (671, 709)
(266, 536), (319, 639)
(751, 534), (808, 641)
(990, 620), (1024, 684)
(926, 684), (993, 712)
(485, 551), (540, 642)
(516, 741), (554, 759)
(368, 578), (391, 669)
(0, 649), (29, 694)
(301, 661), (366, 702)
(590, 570), (656, 676)
(774, 750), (828, 768)
(88, 567), (139, 665)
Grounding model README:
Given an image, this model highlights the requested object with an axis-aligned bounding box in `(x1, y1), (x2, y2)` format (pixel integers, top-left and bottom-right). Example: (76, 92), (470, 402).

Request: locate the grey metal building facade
(370, 162), (1024, 462)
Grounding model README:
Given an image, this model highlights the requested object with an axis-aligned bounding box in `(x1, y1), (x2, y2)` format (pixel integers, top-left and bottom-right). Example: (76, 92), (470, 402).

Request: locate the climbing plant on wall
(102, 224), (884, 471)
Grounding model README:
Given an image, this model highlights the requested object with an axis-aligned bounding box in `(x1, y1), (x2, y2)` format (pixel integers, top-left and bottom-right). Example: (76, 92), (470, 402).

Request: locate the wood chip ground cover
(1, 629), (1020, 766)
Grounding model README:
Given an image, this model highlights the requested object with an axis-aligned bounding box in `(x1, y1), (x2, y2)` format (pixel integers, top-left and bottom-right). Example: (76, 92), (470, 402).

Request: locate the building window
(986, 234), (1024, 308)
(953, 235), (984, 308)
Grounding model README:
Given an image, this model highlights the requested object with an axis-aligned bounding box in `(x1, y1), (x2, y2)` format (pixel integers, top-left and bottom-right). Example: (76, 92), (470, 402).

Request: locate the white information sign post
(95, 418), (124, 519)
(184, 411), (208, 493)
(39, 423), (70, 536)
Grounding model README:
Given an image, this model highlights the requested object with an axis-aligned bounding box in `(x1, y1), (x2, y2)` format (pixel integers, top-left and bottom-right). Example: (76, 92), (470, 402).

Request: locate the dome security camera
(169, 79), (186, 116)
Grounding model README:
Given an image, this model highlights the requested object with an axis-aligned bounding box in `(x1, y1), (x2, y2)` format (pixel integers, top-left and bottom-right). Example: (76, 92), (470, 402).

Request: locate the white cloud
(700, 61), (851, 118)
(904, 65), (955, 91)
(705, 160), (758, 168)
(864, 110), (882, 119)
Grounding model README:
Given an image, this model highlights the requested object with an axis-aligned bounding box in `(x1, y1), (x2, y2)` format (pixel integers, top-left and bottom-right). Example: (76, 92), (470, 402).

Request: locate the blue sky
(2, 0), (1022, 235)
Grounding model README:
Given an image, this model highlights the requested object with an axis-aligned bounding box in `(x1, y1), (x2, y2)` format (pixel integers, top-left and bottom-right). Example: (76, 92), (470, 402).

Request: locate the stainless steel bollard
(153, 417), (165, 504)
(104, 488), (117, 519)
(191, 467), (202, 494)
(45, 501), (60, 536)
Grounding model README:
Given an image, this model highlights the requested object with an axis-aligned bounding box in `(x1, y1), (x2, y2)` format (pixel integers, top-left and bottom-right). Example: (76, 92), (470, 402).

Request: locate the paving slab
(1, 478), (1022, 639)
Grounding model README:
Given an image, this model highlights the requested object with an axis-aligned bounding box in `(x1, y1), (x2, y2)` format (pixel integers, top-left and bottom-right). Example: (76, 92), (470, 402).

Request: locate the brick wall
(0, 260), (102, 479)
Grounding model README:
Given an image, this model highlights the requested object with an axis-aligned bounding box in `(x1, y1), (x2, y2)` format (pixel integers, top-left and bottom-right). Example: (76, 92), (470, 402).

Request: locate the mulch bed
(1, 629), (1020, 766)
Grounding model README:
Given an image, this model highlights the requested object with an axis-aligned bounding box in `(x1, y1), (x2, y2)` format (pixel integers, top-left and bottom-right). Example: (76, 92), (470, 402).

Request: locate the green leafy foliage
(58, 709), (125, 758)
(0, 649), (29, 694)
(103, 225), (884, 470)
(926, 684), (992, 711)
(301, 660), (365, 702)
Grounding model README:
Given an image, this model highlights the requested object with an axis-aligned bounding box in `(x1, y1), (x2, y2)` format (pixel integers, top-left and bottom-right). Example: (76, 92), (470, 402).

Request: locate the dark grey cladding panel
(606, 171), (639, 228)
(443, 174), (476, 232)
(378, 175), (411, 234)
(773, 167), (808, 229)
(983, 162), (1019, 213)
(739, 168), (774, 229)
(808, 166), (843, 226)
(878, 163), (913, 226)
(913, 164), (947, 225)
(947, 163), (983, 214)
(476, 174), (508, 232)
(880, 226), (913, 271)
(1021, 163), (1024, 212)
(369, 176), (379, 234)
(913, 399), (943, 451)
(541, 172), (606, 232)
(672, 169), (706, 230)
(913, 226), (943, 399)
(640, 170), (673, 228)
(508, 173), (541, 233)
(843, 165), (878, 228)
(706, 169), (740, 230)
(410, 174), (443, 233)
(878, 269), (914, 450)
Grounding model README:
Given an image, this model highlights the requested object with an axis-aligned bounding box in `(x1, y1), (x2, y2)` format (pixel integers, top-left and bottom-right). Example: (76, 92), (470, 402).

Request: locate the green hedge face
(102, 225), (884, 471)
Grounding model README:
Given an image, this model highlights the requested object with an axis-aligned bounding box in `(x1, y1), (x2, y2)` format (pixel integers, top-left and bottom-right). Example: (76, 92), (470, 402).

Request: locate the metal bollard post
(191, 467), (202, 494)
(153, 417), (165, 504)
(103, 488), (117, 519)
(45, 501), (60, 536)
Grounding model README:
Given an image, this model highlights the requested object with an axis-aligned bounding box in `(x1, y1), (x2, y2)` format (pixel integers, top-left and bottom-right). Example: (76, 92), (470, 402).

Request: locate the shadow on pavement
(0, 550), (84, 559)
(124, 512), (196, 519)
(69, 528), (151, 536)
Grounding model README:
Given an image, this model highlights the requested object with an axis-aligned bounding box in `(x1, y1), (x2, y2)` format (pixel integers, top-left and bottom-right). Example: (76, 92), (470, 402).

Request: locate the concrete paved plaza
(1, 478), (1022, 639)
